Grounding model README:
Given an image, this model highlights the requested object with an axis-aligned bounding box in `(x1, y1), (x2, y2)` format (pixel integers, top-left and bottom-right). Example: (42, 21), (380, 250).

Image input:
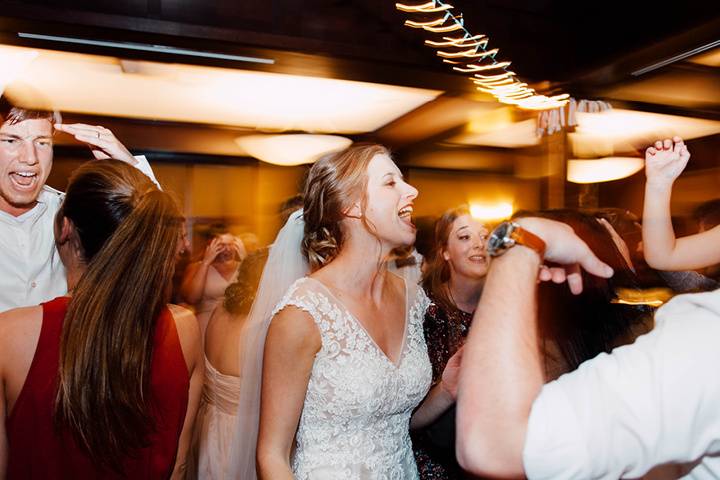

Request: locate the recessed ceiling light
(235, 134), (352, 166)
(570, 109), (720, 156)
(567, 157), (644, 184)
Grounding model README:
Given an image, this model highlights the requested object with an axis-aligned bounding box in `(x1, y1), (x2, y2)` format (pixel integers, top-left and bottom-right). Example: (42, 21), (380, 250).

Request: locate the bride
(248, 144), (462, 479)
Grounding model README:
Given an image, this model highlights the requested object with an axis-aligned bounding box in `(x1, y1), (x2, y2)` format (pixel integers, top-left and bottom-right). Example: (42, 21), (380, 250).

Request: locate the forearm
(180, 263), (211, 304)
(642, 183), (678, 269)
(456, 246), (544, 478)
(410, 382), (454, 430)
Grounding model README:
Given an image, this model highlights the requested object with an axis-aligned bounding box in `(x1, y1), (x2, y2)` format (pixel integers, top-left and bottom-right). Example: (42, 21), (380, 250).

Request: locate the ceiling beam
(564, 17), (720, 90)
(0, 14), (473, 94)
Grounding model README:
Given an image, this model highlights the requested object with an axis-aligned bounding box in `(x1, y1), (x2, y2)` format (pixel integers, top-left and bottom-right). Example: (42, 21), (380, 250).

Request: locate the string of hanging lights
(396, 0), (569, 110)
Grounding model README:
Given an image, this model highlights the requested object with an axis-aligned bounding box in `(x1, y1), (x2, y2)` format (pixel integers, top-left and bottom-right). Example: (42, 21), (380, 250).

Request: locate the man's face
(0, 118), (54, 216)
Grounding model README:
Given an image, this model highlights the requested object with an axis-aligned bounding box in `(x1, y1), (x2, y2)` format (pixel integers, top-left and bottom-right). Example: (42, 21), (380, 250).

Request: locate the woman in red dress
(0, 159), (203, 479)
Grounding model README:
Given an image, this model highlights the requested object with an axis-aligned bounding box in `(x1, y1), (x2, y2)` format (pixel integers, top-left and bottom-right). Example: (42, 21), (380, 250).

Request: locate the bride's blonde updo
(302, 143), (389, 271)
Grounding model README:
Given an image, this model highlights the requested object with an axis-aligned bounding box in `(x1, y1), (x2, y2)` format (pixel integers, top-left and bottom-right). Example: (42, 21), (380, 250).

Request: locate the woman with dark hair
(520, 209), (654, 379)
(413, 205), (489, 479)
(190, 249), (267, 479)
(180, 226), (246, 336)
(0, 159), (202, 479)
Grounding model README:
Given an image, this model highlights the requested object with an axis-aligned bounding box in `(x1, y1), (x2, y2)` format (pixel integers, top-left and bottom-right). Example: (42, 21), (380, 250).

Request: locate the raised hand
(202, 237), (224, 265)
(515, 217), (614, 295)
(54, 123), (136, 164)
(645, 136), (690, 188)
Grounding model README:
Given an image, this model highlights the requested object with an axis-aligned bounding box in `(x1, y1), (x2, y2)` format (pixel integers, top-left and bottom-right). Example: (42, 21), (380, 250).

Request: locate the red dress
(6, 296), (190, 479)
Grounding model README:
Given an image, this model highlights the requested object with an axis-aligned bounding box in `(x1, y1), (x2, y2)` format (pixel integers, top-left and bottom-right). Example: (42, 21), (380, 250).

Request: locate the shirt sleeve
(523, 292), (720, 480)
(132, 155), (161, 189)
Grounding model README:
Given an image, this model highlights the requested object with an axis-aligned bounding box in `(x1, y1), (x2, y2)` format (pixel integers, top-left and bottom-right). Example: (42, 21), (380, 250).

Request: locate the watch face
(488, 221), (512, 253)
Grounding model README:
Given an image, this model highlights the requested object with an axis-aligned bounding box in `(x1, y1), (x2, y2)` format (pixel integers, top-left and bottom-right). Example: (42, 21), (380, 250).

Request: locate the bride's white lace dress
(272, 274), (432, 480)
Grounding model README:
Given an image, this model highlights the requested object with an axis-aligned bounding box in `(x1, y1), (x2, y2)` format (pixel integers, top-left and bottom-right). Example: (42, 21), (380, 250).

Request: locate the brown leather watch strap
(510, 226), (546, 260)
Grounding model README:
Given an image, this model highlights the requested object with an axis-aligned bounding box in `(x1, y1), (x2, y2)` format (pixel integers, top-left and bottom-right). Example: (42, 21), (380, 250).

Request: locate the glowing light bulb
(422, 20), (464, 33)
(473, 71), (514, 81)
(437, 47), (497, 59)
(396, 1), (454, 13)
(452, 61), (511, 73)
(396, 0), (569, 111)
(405, 17), (446, 28)
(425, 35), (487, 48)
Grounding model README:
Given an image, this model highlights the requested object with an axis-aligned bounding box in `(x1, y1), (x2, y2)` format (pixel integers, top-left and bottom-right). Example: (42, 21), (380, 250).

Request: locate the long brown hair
(302, 143), (389, 271)
(54, 160), (182, 471)
(422, 205), (471, 312)
(516, 209), (651, 378)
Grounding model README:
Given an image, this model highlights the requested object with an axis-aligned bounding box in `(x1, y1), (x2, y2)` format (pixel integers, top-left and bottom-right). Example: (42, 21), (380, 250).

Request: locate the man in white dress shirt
(456, 217), (720, 479)
(0, 104), (157, 312)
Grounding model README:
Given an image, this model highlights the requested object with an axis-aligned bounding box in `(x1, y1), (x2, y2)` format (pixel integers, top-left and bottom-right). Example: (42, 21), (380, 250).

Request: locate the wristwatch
(487, 221), (546, 259)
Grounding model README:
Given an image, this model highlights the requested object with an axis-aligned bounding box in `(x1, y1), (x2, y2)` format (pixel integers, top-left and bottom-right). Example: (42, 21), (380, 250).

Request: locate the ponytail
(54, 160), (182, 471)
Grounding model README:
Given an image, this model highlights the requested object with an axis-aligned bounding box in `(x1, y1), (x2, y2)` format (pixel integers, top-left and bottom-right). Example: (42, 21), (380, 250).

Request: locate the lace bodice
(272, 275), (432, 480)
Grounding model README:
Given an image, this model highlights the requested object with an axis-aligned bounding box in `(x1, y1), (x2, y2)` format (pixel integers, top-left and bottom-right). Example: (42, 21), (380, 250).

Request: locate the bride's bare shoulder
(268, 305), (321, 353)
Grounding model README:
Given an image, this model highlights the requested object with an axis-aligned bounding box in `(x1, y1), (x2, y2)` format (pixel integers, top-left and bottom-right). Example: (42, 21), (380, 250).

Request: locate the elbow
(456, 425), (493, 477)
(641, 250), (663, 269)
(643, 253), (671, 271)
(642, 242), (678, 271)
(455, 434), (482, 475)
(456, 442), (526, 479)
(456, 419), (527, 478)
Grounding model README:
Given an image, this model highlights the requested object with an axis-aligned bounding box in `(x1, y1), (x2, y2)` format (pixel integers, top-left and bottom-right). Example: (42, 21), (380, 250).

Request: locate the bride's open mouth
(398, 204), (415, 229)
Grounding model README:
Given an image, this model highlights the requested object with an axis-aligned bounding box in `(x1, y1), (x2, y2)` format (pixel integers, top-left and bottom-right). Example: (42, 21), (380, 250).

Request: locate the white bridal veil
(228, 209), (309, 478)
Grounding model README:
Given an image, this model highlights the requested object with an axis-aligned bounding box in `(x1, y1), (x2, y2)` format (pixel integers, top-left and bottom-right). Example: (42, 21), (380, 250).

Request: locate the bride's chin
(397, 233), (416, 247)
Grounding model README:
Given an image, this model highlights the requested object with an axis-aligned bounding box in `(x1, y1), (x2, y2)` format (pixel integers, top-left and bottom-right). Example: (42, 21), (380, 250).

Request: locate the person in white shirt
(0, 104), (157, 312)
(456, 216), (720, 479)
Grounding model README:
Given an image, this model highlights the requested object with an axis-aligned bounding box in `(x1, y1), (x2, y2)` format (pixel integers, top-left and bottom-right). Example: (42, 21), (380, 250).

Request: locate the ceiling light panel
(570, 109), (720, 156)
(448, 118), (540, 148)
(567, 157), (644, 184)
(0, 44), (442, 133)
(235, 134), (352, 166)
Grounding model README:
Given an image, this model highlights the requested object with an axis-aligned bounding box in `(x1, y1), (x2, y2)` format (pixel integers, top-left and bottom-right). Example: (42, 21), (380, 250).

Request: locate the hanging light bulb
(396, 0), (568, 110)
(452, 61), (511, 73)
(425, 34), (487, 48)
(404, 17), (446, 28)
(396, 1), (453, 13)
(437, 47), (498, 60)
(422, 17), (464, 33)
(473, 71), (515, 82)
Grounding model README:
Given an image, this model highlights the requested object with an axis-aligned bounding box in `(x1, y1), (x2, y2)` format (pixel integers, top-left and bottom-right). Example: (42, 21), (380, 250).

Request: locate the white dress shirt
(523, 289), (720, 479)
(0, 156), (157, 312)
